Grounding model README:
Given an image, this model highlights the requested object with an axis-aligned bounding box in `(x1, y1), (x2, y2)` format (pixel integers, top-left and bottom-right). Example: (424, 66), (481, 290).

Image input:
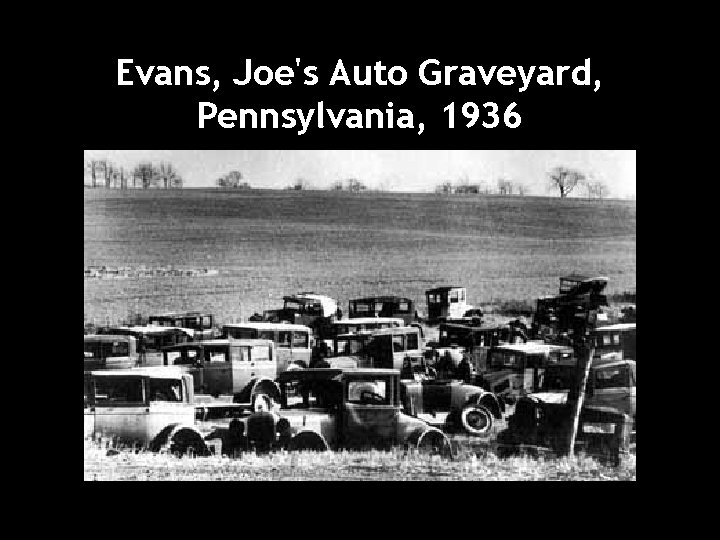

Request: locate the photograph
(83, 149), (636, 481)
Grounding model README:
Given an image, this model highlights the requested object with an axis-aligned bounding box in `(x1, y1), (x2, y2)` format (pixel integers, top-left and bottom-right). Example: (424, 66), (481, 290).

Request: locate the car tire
(288, 431), (328, 452)
(416, 429), (453, 457)
(169, 428), (209, 457)
(460, 404), (494, 438)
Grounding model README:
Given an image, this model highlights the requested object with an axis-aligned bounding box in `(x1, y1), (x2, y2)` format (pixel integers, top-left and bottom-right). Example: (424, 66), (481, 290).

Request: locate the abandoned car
(95, 326), (193, 367)
(221, 322), (313, 371)
(84, 334), (139, 370)
(348, 296), (417, 325)
(160, 339), (280, 411)
(273, 368), (453, 454)
(148, 311), (217, 340)
(424, 286), (475, 324)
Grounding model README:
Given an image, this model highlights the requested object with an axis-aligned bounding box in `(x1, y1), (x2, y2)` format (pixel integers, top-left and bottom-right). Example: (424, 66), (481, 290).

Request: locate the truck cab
(348, 296), (417, 325)
(98, 326), (193, 367)
(148, 311), (217, 341)
(591, 323), (636, 361)
(425, 286), (474, 324)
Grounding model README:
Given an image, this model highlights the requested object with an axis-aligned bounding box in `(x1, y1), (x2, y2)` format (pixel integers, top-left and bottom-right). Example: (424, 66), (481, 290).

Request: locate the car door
(342, 377), (399, 448)
(589, 364), (633, 416)
(92, 375), (150, 443)
(249, 343), (277, 381)
(202, 346), (233, 396)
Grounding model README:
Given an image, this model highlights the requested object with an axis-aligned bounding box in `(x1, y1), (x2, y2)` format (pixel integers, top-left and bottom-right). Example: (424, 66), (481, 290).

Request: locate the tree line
(85, 160), (183, 189)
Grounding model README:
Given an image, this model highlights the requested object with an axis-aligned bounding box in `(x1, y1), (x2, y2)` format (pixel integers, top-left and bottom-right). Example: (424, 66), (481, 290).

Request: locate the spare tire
(460, 404), (494, 437)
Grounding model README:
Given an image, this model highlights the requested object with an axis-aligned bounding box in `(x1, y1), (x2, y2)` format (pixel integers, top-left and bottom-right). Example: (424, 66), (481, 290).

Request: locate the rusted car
(222, 322), (313, 371)
(274, 368), (452, 454)
(324, 327), (504, 437)
(479, 343), (575, 403)
(84, 335), (139, 370)
(532, 274), (612, 340)
(348, 296), (417, 325)
(428, 323), (522, 373)
(98, 326), (193, 367)
(85, 368), (215, 455)
(148, 311), (217, 340)
(424, 286), (475, 324)
(259, 292), (339, 337)
(160, 338), (280, 410)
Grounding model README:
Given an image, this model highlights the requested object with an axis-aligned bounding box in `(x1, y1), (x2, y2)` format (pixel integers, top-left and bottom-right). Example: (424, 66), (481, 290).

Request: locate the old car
(325, 326), (425, 371)
(424, 286), (475, 324)
(324, 327), (504, 437)
(97, 326), (193, 366)
(524, 357), (636, 421)
(531, 274), (612, 340)
(148, 311), (217, 340)
(273, 368), (452, 454)
(259, 292), (339, 337)
(221, 322), (313, 371)
(401, 377), (504, 438)
(428, 323), (526, 374)
(160, 338), (280, 410)
(85, 368), (217, 455)
(591, 323), (636, 361)
(348, 296), (417, 325)
(479, 343), (575, 403)
(84, 334), (139, 370)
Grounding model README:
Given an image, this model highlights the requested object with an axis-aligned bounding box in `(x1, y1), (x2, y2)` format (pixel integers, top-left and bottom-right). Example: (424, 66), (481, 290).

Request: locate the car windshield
(94, 377), (144, 404)
(346, 378), (390, 405)
(283, 379), (341, 410)
(333, 336), (369, 356)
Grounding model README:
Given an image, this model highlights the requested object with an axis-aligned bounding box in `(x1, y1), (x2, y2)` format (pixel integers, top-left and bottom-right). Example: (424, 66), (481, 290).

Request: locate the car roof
(163, 338), (274, 348)
(441, 323), (504, 331)
(87, 366), (186, 378)
(84, 334), (135, 342)
(333, 317), (405, 325)
(149, 311), (210, 318)
(560, 274), (609, 283)
(222, 322), (312, 332)
(426, 286), (464, 293)
(350, 296), (413, 303)
(494, 343), (574, 354)
(594, 323), (637, 332)
(278, 367), (399, 382)
(283, 293), (338, 313)
(104, 326), (194, 335)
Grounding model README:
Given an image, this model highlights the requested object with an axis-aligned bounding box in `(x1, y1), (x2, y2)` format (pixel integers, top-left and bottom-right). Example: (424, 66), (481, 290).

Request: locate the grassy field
(84, 189), (636, 326)
(83, 438), (635, 481)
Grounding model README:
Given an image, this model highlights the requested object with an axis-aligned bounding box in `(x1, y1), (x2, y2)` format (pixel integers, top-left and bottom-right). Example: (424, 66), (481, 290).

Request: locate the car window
(292, 331), (309, 349)
(398, 301), (409, 312)
(258, 330), (275, 341)
(251, 345), (271, 362)
(602, 334), (611, 346)
(392, 334), (405, 353)
(450, 291), (459, 303)
(594, 366), (629, 390)
(406, 333), (419, 351)
(347, 379), (390, 405)
(94, 377), (144, 404)
(613, 334), (621, 345)
(148, 378), (183, 402)
(207, 348), (228, 363)
(278, 331), (292, 348)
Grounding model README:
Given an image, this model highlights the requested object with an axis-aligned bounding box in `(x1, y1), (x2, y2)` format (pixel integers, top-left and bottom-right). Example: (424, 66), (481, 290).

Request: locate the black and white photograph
(83, 149), (636, 480)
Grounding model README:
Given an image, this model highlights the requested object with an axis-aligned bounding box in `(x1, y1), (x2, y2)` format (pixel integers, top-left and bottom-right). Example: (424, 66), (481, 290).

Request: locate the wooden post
(566, 341), (595, 456)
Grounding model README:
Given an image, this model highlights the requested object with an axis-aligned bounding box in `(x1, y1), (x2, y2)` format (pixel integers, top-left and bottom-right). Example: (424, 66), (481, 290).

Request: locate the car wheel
(169, 428), (209, 457)
(460, 404), (494, 437)
(288, 431), (328, 452)
(416, 429), (453, 457)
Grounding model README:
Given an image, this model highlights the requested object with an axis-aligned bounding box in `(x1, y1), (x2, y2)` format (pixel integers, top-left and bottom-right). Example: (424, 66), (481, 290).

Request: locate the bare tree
(548, 166), (586, 198)
(133, 162), (155, 189)
(218, 170), (246, 188)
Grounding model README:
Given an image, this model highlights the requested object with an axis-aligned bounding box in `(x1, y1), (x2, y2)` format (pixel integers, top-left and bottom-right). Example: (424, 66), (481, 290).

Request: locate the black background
(72, 29), (649, 499)
(78, 41), (639, 150)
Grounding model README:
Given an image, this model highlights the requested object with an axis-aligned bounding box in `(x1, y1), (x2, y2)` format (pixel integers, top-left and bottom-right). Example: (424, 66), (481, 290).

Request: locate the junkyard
(84, 178), (636, 481)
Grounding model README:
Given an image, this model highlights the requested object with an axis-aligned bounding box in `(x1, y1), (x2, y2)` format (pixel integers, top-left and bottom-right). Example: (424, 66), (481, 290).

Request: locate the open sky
(83, 150), (636, 197)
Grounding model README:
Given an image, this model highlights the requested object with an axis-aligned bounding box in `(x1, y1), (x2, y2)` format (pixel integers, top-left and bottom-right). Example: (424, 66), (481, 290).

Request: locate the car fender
(148, 423), (207, 454)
